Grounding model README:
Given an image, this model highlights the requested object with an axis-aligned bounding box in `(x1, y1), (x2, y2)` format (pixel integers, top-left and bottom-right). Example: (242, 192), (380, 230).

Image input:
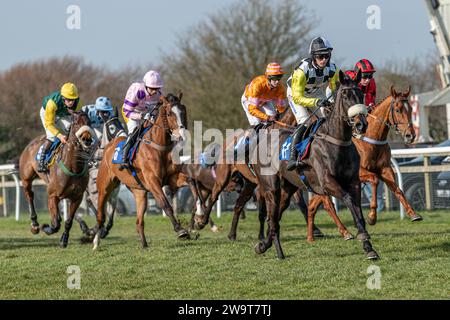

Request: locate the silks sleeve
(43, 100), (61, 137)
(291, 69), (319, 107)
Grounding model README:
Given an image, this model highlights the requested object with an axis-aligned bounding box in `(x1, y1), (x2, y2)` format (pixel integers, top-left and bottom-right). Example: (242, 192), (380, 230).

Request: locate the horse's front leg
(228, 182), (256, 241)
(360, 169), (380, 225)
(194, 165), (231, 230)
(150, 184), (189, 239)
(324, 175), (379, 260)
(380, 166), (423, 222)
(60, 197), (83, 248)
(255, 179), (283, 259)
(42, 196), (62, 235)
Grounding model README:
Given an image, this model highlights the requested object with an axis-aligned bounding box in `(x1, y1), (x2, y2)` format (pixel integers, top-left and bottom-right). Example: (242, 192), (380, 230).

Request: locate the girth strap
(315, 132), (352, 146)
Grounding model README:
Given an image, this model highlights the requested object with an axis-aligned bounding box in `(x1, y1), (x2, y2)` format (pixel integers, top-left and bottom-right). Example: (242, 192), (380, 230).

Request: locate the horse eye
(109, 125), (116, 131)
(395, 109), (401, 113)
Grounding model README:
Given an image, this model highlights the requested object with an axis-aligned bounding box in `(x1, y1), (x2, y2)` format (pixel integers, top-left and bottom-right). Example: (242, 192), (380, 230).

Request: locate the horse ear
(178, 92), (183, 102)
(115, 106), (119, 117)
(355, 69), (362, 84)
(390, 85), (397, 97)
(338, 69), (346, 85)
(161, 95), (169, 104)
(404, 86), (411, 97)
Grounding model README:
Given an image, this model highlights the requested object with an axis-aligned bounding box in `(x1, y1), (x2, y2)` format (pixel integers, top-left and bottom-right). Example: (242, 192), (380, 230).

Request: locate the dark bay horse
(252, 70), (377, 259)
(92, 94), (189, 250)
(306, 86), (422, 241)
(19, 111), (95, 247)
(192, 108), (324, 240)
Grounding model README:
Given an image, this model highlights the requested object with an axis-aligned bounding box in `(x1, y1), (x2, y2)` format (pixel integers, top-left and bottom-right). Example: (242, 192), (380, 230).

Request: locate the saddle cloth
(35, 139), (61, 165)
(279, 118), (325, 161)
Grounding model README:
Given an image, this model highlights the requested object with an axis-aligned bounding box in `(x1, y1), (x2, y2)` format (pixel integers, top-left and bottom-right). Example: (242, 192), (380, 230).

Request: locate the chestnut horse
(306, 86), (423, 242)
(19, 111), (96, 247)
(92, 94), (189, 250)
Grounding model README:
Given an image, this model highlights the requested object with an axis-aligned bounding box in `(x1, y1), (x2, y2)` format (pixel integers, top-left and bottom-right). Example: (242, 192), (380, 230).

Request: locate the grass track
(0, 210), (449, 299)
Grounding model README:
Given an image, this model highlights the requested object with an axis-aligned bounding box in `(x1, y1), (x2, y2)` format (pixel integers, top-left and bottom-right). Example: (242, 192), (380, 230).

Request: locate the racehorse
(92, 94), (189, 250)
(192, 107), (325, 240)
(262, 69), (375, 259)
(306, 86), (422, 241)
(19, 111), (95, 247)
(75, 108), (126, 240)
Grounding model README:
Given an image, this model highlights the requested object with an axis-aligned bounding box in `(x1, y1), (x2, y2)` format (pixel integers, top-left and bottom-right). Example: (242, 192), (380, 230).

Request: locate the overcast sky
(0, 0), (436, 72)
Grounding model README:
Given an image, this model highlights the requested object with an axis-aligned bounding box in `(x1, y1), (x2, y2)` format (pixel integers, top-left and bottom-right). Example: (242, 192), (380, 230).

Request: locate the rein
(356, 96), (411, 145)
(140, 105), (174, 152)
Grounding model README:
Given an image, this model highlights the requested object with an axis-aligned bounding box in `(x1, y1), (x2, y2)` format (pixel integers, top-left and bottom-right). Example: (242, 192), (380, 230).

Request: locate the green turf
(0, 209), (448, 299)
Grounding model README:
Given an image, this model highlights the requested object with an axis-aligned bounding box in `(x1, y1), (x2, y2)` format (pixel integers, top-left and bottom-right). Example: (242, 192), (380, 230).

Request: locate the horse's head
(103, 107), (126, 142)
(161, 93), (188, 142)
(69, 111), (96, 150)
(336, 69), (368, 135)
(389, 86), (416, 144)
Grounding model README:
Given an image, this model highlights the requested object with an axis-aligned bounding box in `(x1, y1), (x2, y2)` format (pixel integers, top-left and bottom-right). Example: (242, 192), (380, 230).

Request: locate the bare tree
(160, 0), (318, 131)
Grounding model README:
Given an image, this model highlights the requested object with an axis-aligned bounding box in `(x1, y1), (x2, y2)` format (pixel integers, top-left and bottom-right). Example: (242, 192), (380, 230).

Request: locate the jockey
(346, 59), (376, 109)
(120, 70), (163, 168)
(286, 36), (339, 171)
(38, 82), (81, 173)
(82, 96), (114, 138)
(239, 62), (286, 162)
(82, 97), (115, 215)
(241, 62), (287, 127)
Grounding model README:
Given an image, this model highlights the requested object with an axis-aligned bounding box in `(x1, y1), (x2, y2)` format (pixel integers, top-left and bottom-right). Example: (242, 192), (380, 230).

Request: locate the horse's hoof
(99, 229), (109, 239)
(307, 237), (315, 243)
(177, 229), (190, 240)
(210, 225), (219, 233)
(366, 214), (377, 226)
(277, 253), (286, 260)
(254, 242), (266, 254)
(30, 225), (40, 235)
(344, 233), (354, 241)
(228, 234), (236, 241)
(60, 241), (68, 248)
(410, 214), (423, 222)
(313, 229), (325, 238)
(41, 224), (53, 235)
(366, 250), (379, 260)
(357, 232), (371, 241)
(79, 235), (94, 244)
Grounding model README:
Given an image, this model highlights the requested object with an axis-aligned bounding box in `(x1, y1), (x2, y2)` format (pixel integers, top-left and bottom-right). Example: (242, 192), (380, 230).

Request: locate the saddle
(35, 139), (62, 168)
(296, 118), (325, 161)
(112, 125), (152, 165)
(280, 118), (325, 161)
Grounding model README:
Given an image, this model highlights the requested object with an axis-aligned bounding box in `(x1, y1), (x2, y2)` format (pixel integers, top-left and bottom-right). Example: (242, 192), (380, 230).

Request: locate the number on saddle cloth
(35, 139), (61, 164)
(112, 125), (152, 165)
(279, 118), (325, 161)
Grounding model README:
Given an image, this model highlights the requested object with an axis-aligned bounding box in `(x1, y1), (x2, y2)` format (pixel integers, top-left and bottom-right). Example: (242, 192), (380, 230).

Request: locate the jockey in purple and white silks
(120, 70), (164, 167)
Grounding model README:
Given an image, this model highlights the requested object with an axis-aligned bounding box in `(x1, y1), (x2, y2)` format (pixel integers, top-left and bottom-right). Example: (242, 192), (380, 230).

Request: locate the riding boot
(37, 139), (52, 173)
(286, 124), (307, 171)
(119, 129), (138, 170)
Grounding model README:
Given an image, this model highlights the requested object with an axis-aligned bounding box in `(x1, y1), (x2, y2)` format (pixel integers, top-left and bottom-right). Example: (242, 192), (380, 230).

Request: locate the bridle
(367, 96), (413, 137)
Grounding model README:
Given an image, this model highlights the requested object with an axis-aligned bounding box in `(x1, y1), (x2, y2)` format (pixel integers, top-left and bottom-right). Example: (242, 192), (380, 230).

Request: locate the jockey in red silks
(346, 59), (377, 110)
